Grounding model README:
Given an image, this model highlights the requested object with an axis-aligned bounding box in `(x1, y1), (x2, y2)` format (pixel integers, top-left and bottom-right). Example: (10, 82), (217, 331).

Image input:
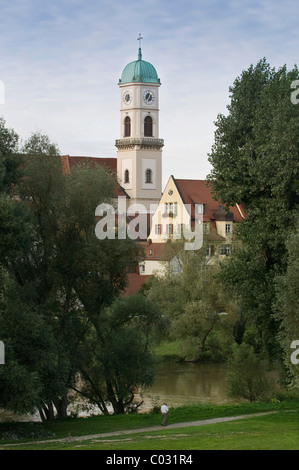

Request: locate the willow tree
(73, 293), (165, 414)
(0, 131), (141, 420)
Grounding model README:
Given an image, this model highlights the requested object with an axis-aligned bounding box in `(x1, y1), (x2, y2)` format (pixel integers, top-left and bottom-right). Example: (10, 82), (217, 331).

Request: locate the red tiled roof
(141, 241), (174, 261)
(121, 273), (152, 297)
(60, 155), (128, 198)
(68, 156), (117, 173)
(173, 178), (244, 223)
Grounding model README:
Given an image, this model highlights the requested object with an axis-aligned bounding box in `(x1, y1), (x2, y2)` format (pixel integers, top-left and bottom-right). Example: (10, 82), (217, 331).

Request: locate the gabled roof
(173, 177), (244, 223)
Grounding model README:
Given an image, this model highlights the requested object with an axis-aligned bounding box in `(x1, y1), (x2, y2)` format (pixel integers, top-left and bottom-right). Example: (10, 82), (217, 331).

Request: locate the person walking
(160, 403), (169, 426)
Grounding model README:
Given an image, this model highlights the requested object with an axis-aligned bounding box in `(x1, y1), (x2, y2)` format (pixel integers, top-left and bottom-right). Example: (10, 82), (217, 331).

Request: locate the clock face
(123, 91), (132, 105)
(143, 89), (155, 105)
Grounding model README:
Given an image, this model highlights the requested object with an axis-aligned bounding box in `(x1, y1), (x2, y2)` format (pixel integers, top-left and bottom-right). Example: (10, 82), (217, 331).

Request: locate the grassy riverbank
(1, 400), (299, 450)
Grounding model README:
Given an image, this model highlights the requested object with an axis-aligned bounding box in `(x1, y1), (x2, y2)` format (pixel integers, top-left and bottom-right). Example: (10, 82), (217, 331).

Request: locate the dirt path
(0, 411), (277, 448)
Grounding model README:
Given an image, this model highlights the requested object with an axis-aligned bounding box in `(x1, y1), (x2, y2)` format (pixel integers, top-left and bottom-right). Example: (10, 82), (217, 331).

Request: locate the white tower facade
(116, 40), (163, 213)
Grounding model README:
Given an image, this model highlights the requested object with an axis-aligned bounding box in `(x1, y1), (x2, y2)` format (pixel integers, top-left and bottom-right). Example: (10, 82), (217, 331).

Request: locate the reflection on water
(138, 362), (235, 412)
(0, 362), (233, 422)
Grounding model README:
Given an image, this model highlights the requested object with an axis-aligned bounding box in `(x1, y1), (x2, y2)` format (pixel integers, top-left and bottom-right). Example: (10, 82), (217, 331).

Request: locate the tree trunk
(54, 394), (68, 420)
(39, 402), (55, 421)
(106, 380), (125, 414)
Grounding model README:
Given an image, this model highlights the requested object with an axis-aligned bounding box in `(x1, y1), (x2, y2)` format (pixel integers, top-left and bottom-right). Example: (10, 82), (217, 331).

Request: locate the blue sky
(0, 0), (298, 186)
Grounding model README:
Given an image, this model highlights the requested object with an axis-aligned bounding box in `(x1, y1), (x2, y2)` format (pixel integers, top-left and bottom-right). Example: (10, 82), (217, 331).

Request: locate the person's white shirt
(161, 404), (168, 413)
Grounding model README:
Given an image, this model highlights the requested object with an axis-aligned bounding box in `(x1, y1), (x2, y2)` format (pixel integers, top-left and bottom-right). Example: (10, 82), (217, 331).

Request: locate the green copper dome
(119, 48), (160, 85)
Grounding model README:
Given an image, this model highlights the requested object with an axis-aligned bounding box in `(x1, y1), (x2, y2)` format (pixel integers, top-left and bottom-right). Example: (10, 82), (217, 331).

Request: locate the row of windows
(155, 223), (190, 235)
(124, 116), (153, 137)
(164, 202), (178, 214)
(155, 218), (231, 233)
(156, 222), (232, 235)
(124, 168), (153, 184)
(140, 244), (233, 274)
(206, 245), (232, 256)
(155, 224), (174, 234)
(155, 224), (233, 251)
(154, 223), (232, 240)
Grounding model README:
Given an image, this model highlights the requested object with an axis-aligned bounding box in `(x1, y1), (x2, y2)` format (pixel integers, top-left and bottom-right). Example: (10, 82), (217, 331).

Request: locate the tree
(275, 227), (299, 390)
(207, 59), (299, 358)
(0, 131), (142, 419)
(0, 120), (42, 415)
(74, 294), (165, 414)
(147, 242), (239, 361)
(226, 343), (270, 402)
(0, 117), (20, 192)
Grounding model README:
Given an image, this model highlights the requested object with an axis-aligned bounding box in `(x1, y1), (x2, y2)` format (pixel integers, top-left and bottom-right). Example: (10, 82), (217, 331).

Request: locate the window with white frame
(155, 224), (162, 235)
(220, 244), (231, 255)
(197, 204), (204, 214)
(225, 223), (231, 235)
(167, 224), (174, 235)
(164, 202), (178, 215)
(140, 264), (145, 273)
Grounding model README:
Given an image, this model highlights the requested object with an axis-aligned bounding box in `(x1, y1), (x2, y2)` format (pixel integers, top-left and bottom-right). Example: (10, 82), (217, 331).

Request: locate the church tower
(116, 35), (164, 213)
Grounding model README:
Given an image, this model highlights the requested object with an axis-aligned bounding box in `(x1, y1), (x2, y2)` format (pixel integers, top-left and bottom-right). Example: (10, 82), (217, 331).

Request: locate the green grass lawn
(1, 410), (299, 450)
(1, 401), (299, 450)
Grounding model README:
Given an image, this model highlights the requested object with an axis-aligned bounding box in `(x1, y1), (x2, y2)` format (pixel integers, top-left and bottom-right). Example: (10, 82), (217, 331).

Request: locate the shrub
(226, 343), (271, 402)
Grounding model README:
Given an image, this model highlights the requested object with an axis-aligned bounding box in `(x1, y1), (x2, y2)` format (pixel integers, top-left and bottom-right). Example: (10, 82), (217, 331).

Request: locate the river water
(0, 362), (234, 422)
(138, 361), (233, 412)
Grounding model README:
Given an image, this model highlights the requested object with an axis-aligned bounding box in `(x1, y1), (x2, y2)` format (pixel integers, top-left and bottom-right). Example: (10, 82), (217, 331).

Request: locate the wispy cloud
(0, 0), (298, 183)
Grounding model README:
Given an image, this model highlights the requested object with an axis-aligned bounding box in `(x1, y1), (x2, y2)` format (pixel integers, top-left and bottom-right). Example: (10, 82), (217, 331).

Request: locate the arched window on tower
(144, 116), (153, 137)
(124, 169), (130, 184)
(124, 116), (131, 137)
(145, 168), (153, 184)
